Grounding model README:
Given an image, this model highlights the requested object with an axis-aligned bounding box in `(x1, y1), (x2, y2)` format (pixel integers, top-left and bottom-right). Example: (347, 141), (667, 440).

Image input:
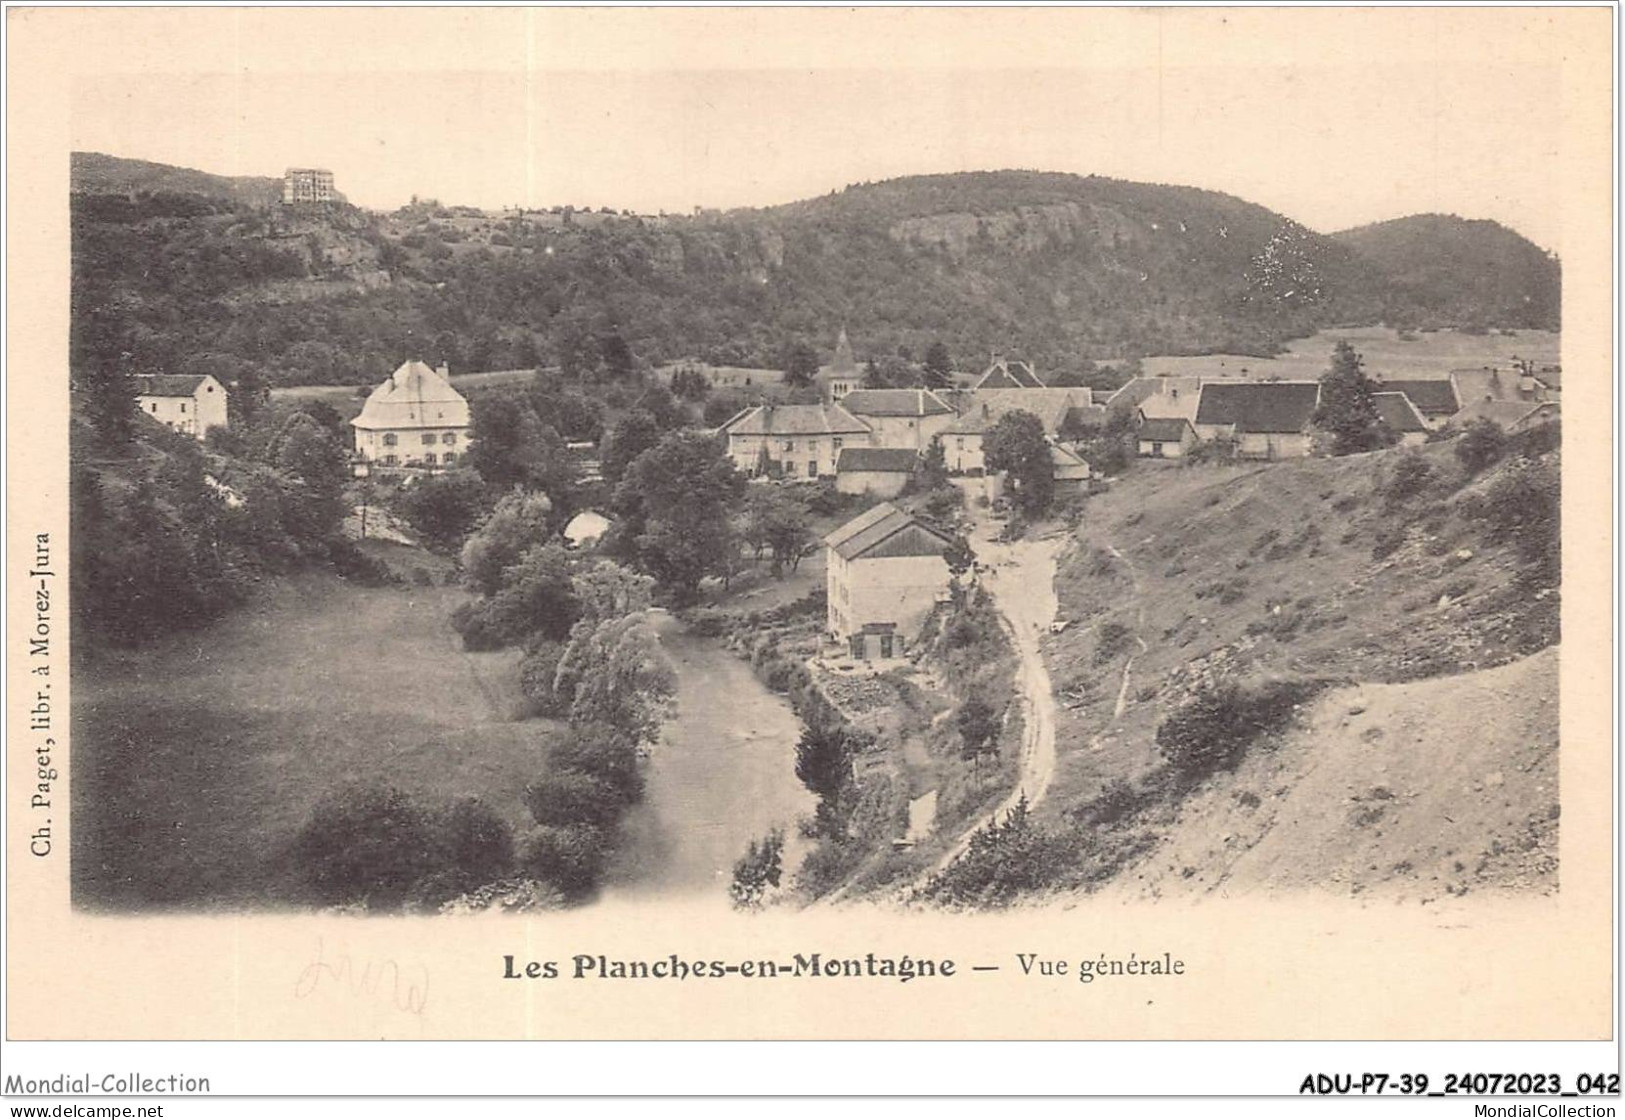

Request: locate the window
(781, 439), (795, 452)
(443, 451), (457, 464)
(807, 461), (817, 478)
(206, 385), (214, 393)
(879, 634), (894, 659)
(422, 432), (437, 446)
(849, 635), (865, 660)
(1152, 442), (1165, 456)
(442, 432), (457, 445)
(383, 454), (398, 466)
(832, 437), (843, 450)
(383, 433), (398, 447)
(150, 403), (158, 413)
(424, 453), (437, 466)
(180, 403), (187, 413)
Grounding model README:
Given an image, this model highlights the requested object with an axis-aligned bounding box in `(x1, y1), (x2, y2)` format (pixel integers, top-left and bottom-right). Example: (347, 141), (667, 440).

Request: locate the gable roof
(840, 388), (956, 417)
(134, 374), (212, 398)
(1449, 398), (1559, 431)
(836, 447), (921, 474)
(1375, 378), (1458, 416)
(944, 387), (1089, 435)
(824, 501), (953, 561)
(722, 403), (871, 437)
(1137, 416), (1196, 442)
(1372, 391), (1428, 433)
(352, 360), (470, 431)
(973, 358), (1045, 390)
(1195, 381), (1320, 434)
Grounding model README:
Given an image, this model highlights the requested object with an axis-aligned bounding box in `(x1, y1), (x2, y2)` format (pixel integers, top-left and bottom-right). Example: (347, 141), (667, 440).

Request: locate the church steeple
(833, 326), (855, 372)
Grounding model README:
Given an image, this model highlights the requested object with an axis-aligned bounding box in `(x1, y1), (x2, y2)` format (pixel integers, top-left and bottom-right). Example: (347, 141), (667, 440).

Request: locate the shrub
(519, 823), (608, 897)
(1093, 620), (1134, 665)
(326, 539), (399, 587)
(522, 769), (627, 828)
(729, 829), (785, 909)
(920, 796), (1067, 907)
(546, 724), (644, 805)
(292, 786), (437, 908)
(1454, 419), (1508, 477)
(518, 640), (572, 717)
(1383, 452), (1434, 503)
(1156, 679), (1322, 781)
(430, 798), (515, 892)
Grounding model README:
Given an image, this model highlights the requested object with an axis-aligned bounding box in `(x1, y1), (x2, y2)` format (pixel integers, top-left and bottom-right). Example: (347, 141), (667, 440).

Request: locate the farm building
(1448, 398), (1561, 433)
(824, 502), (955, 660)
(1371, 392), (1430, 447)
(1108, 376), (1203, 422)
(1374, 378), (1459, 429)
(720, 403), (871, 480)
(835, 447), (920, 498)
(134, 374), (229, 440)
(1194, 381), (1321, 460)
(840, 388), (958, 453)
(1136, 416), (1198, 458)
(350, 360), (471, 469)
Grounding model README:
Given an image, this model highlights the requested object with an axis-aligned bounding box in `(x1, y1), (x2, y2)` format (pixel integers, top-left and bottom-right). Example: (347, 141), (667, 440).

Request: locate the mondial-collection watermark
(3, 1074), (210, 1095)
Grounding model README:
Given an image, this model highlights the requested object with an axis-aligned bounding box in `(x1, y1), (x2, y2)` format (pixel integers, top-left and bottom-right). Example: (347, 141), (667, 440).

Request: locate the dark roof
(824, 501), (953, 561)
(1061, 404), (1109, 430)
(723, 403), (870, 436)
(134, 374), (211, 397)
(1195, 382), (1320, 434)
(1375, 378), (1458, 416)
(974, 360), (1045, 390)
(840, 388), (955, 417)
(836, 447), (920, 473)
(1137, 416), (1195, 442)
(1371, 391), (1427, 433)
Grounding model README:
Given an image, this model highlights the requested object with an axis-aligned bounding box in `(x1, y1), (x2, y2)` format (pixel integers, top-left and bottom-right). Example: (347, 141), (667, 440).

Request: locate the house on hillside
(135, 374), (229, 439)
(840, 388), (958, 452)
(939, 387), (1091, 472)
(814, 328), (862, 404)
(350, 359), (471, 469)
(825, 502), (955, 660)
(720, 402), (871, 480)
(835, 447), (919, 498)
(1448, 398), (1561, 434)
(1111, 375), (1204, 423)
(1136, 416), (1198, 458)
(1374, 378), (1458, 429)
(1193, 381), (1321, 459)
(1371, 392), (1430, 447)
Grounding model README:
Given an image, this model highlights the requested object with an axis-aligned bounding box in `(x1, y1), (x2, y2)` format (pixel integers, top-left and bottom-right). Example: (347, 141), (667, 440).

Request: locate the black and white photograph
(4, 2), (1613, 1078)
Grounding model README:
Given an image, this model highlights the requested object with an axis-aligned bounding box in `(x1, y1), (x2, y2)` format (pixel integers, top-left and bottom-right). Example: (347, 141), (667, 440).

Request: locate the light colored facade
(834, 448), (918, 498)
(1136, 416), (1197, 458)
(839, 389), (958, 453)
(135, 374), (229, 439)
(1193, 381), (1320, 461)
(283, 168), (335, 204)
(721, 403), (872, 480)
(825, 503), (954, 660)
(350, 360), (472, 469)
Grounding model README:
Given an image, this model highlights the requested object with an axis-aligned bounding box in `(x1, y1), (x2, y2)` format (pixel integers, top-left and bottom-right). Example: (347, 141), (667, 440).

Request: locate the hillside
(71, 151), (287, 208)
(924, 428), (1561, 906)
(1334, 214), (1560, 331)
(70, 158), (1560, 392)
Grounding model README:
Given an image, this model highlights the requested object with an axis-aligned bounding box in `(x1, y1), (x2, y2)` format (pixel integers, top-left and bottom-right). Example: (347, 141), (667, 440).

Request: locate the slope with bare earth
(1025, 434), (1560, 902)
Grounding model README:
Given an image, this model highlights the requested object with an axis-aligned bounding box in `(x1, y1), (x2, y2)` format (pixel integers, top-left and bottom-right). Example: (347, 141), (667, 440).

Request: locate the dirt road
(924, 521), (1066, 878)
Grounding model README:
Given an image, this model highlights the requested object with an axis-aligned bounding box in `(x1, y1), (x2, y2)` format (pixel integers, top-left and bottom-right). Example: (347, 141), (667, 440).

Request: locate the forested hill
(1332, 214), (1561, 332)
(69, 160), (1560, 390)
(71, 152), (287, 208)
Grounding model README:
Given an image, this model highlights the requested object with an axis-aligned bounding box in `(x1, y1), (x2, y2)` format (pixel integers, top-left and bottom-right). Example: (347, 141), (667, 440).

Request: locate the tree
(923, 341), (953, 389)
(82, 361), (139, 446)
(1455, 418), (1508, 477)
(292, 786), (437, 909)
(557, 614), (676, 745)
(794, 719), (853, 803)
(1313, 342), (1390, 455)
(397, 469), (489, 553)
(272, 413), (349, 543)
(862, 359), (887, 389)
(729, 829), (785, 910)
(983, 410), (1055, 517)
(741, 486), (813, 575)
(460, 490), (555, 596)
(599, 410), (663, 488)
(958, 694), (1002, 781)
(783, 342), (820, 389)
(467, 390), (578, 498)
(611, 431), (745, 603)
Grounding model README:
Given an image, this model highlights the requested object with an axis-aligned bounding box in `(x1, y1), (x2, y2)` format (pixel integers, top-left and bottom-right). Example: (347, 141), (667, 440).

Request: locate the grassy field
(72, 570), (550, 911)
(1140, 326), (1559, 381)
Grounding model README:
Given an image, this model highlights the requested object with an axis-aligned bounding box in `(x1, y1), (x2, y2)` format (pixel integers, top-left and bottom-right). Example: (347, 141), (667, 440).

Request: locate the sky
(63, 8), (1578, 250)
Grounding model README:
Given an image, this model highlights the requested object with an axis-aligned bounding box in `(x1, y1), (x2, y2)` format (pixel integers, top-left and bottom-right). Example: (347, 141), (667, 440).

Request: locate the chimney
(436, 362), (450, 377)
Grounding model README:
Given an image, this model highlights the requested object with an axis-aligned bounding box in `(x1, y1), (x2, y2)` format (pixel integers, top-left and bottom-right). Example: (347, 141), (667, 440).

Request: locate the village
(69, 156), (1565, 916)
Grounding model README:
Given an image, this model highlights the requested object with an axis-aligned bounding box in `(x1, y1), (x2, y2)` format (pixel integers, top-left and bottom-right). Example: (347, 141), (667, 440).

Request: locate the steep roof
(1050, 442), (1092, 479)
(1372, 391), (1428, 433)
(1449, 368), (1517, 406)
(1060, 403), (1109, 431)
(134, 374), (212, 398)
(824, 501), (953, 561)
(840, 388), (956, 417)
(1376, 378), (1458, 416)
(1449, 399), (1559, 431)
(973, 358), (1045, 390)
(722, 403), (871, 437)
(1137, 416), (1196, 442)
(1195, 381), (1320, 434)
(836, 447), (921, 474)
(351, 360), (471, 432)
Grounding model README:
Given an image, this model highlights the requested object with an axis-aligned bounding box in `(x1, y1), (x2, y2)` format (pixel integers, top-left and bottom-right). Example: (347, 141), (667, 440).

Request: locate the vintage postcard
(3, 5), (1614, 1081)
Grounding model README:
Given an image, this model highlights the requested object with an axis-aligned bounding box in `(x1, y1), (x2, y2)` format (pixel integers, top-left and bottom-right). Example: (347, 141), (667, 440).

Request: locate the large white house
(350, 360), (472, 469)
(135, 374), (229, 440)
(720, 402), (872, 480)
(825, 502), (955, 660)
